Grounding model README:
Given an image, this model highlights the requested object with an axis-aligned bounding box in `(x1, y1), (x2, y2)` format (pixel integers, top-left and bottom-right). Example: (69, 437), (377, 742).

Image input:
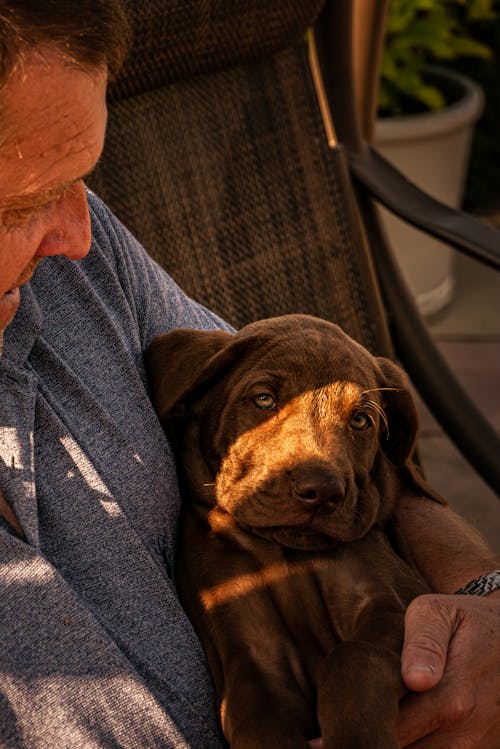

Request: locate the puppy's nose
(292, 470), (345, 511)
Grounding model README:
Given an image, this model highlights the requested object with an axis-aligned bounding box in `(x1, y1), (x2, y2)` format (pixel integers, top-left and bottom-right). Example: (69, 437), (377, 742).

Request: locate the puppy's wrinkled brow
(311, 382), (363, 421)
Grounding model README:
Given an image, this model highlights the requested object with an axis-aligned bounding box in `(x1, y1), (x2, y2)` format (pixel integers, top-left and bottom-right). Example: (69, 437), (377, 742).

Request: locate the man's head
(0, 0), (129, 87)
(0, 1), (129, 345)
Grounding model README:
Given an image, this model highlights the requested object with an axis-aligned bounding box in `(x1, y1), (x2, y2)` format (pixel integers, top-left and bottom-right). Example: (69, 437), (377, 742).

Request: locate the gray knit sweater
(0, 191), (228, 748)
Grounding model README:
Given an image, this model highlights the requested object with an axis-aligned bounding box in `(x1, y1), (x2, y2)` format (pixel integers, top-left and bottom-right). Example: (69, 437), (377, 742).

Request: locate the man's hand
(398, 592), (500, 748)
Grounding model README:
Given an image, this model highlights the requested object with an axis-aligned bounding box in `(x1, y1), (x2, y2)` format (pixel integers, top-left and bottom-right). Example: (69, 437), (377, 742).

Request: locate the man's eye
(252, 393), (277, 410)
(3, 197), (58, 228)
(349, 411), (372, 430)
(3, 206), (39, 227)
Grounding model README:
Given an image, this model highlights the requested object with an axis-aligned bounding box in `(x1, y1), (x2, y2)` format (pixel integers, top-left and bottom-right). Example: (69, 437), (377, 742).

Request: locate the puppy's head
(146, 314), (441, 550)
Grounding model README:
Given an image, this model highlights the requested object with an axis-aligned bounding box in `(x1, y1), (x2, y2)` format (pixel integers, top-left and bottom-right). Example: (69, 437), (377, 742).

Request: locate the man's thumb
(401, 595), (456, 692)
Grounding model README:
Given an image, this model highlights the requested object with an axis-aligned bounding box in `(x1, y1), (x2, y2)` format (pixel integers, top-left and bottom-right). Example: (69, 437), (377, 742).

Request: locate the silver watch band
(455, 570), (500, 596)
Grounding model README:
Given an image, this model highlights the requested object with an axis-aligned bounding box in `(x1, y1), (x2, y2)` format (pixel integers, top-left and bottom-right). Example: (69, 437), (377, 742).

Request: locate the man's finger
(401, 595), (457, 692)
(397, 686), (476, 748)
(397, 690), (442, 747)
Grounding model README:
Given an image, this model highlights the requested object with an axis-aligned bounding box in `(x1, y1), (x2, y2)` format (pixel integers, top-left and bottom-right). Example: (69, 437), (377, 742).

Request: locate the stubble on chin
(0, 258), (43, 355)
(14, 257), (42, 288)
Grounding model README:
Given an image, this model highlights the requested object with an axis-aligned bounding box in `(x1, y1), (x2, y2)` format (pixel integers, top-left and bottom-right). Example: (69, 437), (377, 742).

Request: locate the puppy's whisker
(361, 387), (403, 395)
(360, 397), (387, 432)
(361, 388), (399, 438)
(363, 399), (389, 437)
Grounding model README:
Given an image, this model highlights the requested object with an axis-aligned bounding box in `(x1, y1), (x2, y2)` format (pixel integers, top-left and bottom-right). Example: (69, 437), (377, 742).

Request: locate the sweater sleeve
(87, 190), (234, 351)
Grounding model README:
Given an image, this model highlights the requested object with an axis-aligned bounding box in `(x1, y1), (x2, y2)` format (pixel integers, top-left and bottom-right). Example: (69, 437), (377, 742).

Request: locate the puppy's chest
(264, 551), (361, 647)
(267, 557), (343, 658)
(241, 535), (409, 656)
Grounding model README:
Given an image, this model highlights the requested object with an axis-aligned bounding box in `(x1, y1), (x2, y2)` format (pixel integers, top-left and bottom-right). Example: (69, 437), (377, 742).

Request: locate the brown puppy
(146, 314), (442, 749)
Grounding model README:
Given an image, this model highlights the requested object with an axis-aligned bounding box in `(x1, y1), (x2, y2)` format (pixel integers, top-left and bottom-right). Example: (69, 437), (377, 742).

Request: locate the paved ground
(416, 250), (500, 552)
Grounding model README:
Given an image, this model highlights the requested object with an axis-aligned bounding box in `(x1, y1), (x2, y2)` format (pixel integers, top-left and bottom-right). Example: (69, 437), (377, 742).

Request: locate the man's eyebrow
(5, 167), (96, 207)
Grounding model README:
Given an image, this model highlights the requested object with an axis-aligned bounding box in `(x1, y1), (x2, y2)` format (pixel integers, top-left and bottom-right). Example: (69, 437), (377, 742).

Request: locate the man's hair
(0, 0), (130, 87)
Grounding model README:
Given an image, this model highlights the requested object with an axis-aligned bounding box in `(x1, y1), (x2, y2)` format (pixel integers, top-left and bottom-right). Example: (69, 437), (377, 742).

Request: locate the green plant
(379, 0), (498, 116)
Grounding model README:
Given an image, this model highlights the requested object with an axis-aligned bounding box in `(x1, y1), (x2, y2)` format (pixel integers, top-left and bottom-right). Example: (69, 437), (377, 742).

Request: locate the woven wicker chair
(89, 0), (500, 496)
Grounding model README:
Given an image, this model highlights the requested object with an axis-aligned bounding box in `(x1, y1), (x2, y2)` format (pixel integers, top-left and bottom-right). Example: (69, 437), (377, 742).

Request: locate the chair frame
(314, 0), (500, 495)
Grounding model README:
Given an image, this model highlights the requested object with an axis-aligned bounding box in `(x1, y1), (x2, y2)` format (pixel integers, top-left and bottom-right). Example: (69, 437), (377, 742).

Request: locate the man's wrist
(455, 570), (500, 597)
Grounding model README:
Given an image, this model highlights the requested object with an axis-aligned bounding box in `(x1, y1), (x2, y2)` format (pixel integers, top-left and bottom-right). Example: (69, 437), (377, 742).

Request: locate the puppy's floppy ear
(375, 356), (418, 466)
(375, 357), (444, 503)
(145, 328), (234, 424)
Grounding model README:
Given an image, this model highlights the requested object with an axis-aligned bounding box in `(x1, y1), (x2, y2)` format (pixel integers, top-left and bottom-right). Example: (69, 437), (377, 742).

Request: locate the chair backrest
(89, 0), (500, 494)
(89, 0), (393, 356)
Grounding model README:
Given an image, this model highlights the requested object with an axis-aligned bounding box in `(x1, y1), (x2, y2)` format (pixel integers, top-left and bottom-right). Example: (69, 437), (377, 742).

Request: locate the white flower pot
(374, 67), (484, 316)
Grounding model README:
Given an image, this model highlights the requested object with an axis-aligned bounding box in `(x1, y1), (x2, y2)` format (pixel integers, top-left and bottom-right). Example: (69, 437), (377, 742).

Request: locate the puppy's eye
(350, 411), (371, 430)
(252, 393), (277, 410)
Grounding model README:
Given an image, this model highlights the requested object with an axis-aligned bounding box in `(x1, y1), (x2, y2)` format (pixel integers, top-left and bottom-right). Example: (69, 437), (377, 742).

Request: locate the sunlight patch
(0, 426), (29, 470)
(59, 436), (121, 517)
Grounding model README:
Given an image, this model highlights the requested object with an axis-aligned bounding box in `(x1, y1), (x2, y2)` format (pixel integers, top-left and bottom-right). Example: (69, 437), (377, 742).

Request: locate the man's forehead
(0, 52), (107, 209)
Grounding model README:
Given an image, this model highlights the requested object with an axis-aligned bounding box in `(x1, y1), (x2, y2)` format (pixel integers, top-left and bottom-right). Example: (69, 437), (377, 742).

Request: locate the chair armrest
(349, 145), (500, 272)
(354, 186), (500, 497)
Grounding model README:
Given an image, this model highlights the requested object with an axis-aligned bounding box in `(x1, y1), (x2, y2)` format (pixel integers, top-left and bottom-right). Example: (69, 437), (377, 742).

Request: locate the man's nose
(35, 180), (91, 261)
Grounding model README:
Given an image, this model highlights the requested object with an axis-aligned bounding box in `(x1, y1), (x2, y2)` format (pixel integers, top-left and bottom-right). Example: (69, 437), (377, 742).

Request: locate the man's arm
(393, 494), (500, 592)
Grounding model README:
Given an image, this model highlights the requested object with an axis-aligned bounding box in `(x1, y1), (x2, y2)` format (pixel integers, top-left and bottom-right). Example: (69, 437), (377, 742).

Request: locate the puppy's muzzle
(291, 468), (346, 513)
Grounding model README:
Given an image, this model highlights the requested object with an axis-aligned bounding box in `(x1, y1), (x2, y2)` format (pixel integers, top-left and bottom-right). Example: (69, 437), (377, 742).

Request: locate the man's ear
(145, 328), (234, 424)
